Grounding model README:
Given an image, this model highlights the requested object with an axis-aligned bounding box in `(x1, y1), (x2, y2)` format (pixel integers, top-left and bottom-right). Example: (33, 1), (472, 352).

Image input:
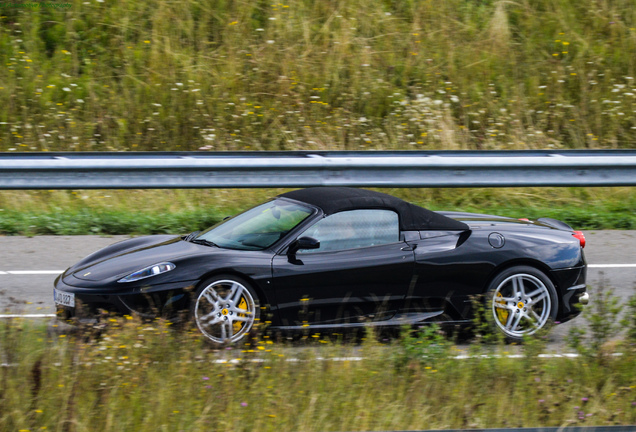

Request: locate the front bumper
(54, 274), (198, 321)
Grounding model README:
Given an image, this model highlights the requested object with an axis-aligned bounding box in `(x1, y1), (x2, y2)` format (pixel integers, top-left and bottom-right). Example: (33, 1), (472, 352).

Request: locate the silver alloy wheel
(194, 279), (257, 344)
(491, 273), (552, 338)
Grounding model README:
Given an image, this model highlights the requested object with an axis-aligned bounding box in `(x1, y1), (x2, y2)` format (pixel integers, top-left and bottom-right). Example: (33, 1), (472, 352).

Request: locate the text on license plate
(54, 289), (75, 307)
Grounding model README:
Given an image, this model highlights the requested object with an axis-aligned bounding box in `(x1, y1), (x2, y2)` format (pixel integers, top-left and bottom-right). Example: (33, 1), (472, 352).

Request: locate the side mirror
(288, 236), (320, 256)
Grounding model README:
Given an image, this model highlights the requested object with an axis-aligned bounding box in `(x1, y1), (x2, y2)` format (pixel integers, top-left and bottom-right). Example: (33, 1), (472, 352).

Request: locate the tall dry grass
(0, 0), (635, 153)
(1, 315), (635, 431)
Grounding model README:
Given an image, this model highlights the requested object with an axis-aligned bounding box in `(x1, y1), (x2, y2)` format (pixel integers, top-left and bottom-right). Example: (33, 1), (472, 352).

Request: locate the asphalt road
(0, 231), (634, 347)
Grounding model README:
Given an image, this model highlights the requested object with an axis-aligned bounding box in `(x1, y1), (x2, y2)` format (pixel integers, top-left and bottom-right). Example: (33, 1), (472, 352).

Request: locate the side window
(299, 210), (399, 253)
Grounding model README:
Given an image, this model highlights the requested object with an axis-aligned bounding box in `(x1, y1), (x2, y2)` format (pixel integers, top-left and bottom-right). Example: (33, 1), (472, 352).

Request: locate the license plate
(54, 289), (75, 307)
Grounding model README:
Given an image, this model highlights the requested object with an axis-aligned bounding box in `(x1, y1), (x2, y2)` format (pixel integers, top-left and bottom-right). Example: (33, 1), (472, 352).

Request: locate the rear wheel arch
(483, 259), (559, 296)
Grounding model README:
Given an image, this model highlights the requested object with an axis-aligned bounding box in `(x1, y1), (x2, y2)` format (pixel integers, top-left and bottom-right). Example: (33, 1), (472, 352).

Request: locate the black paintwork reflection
(272, 242), (414, 326)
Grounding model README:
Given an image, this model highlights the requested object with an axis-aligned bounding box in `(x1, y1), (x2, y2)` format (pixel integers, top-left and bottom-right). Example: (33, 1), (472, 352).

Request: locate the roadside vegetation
(1, 0), (635, 152)
(0, 0), (635, 229)
(1, 287), (635, 431)
(0, 187), (635, 235)
(1, 2), (635, 430)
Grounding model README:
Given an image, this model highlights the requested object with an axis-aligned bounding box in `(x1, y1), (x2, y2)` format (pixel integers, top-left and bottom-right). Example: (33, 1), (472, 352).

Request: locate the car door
(271, 209), (415, 328)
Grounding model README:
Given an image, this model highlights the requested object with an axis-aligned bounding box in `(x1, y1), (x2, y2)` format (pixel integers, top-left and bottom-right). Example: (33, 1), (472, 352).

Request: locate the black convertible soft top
(279, 187), (469, 231)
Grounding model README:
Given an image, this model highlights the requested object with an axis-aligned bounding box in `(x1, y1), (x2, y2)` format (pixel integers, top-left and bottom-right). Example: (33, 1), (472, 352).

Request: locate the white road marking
(3, 270), (64, 275)
(0, 264), (633, 320)
(2, 353), (624, 367)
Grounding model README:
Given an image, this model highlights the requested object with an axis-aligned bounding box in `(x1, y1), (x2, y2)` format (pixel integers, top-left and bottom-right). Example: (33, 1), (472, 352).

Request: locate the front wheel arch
(195, 269), (270, 308)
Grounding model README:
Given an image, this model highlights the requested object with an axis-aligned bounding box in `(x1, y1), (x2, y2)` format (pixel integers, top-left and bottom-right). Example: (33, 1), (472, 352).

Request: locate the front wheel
(193, 275), (260, 344)
(487, 266), (558, 343)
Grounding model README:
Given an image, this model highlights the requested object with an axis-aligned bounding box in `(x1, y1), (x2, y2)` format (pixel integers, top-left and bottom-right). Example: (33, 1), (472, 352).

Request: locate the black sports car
(54, 187), (588, 343)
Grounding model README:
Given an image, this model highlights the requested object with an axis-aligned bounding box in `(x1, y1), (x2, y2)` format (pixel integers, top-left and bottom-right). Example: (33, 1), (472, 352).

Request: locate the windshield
(196, 199), (313, 250)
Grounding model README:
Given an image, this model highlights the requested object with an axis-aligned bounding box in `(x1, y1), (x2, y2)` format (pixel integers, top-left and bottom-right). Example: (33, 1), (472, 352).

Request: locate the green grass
(1, 317), (635, 432)
(0, 208), (224, 236)
(0, 0), (635, 153)
(0, 187), (634, 235)
(2, 2), (635, 429)
(1, 0), (635, 234)
(2, 249), (636, 432)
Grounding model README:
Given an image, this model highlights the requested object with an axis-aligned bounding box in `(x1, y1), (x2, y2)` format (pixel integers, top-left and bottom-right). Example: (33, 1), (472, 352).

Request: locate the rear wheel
(487, 266), (557, 343)
(193, 275), (260, 344)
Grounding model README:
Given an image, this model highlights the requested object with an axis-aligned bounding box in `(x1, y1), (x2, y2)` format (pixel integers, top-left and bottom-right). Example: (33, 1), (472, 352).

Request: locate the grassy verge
(1, 0), (635, 152)
(0, 187), (634, 235)
(2, 0), (635, 235)
(1, 315), (635, 431)
(2, 261), (636, 431)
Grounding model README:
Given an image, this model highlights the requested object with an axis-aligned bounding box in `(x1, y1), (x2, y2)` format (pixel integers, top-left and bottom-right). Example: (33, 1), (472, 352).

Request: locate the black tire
(486, 265), (558, 343)
(192, 275), (260, 344)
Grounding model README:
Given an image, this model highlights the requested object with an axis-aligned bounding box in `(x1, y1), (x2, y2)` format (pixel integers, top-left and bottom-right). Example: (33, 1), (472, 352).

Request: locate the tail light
(518, 218), (530, 222)
(572, 231), (586, 248)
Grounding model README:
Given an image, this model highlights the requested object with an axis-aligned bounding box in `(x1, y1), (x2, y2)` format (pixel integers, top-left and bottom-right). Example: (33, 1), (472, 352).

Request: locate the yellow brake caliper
(233, 297), (247, 333)
(495, 292), (509, 324)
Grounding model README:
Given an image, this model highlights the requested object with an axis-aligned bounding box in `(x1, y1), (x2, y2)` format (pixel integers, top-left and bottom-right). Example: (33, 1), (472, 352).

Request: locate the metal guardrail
(0, 150), (635, 189)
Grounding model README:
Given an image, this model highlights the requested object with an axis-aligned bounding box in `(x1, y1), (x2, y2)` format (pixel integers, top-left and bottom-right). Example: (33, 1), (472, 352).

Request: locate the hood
(70, 235), (203, 282)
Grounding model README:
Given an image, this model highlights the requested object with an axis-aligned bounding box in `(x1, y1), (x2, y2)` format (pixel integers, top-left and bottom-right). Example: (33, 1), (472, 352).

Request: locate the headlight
(118, 262), (176, 283)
